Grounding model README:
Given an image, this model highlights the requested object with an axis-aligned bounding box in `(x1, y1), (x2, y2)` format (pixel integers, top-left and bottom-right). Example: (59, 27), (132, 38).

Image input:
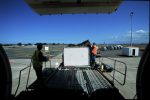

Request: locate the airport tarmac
(10, 56), (141, 99)
(99, 57), (141, 99)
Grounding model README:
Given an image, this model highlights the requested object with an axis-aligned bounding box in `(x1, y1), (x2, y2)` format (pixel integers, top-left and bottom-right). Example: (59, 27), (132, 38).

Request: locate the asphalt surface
(99, 49), (143, 57)
(4, 46), (143, 59)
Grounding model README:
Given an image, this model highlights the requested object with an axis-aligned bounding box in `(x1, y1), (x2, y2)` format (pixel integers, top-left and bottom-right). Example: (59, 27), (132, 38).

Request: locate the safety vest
(92, 45), (97, 55)
(32, 50), (43, 68)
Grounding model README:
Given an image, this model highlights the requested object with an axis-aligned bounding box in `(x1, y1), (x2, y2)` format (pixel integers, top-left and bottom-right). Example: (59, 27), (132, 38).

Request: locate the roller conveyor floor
(16, 68), (125, 100)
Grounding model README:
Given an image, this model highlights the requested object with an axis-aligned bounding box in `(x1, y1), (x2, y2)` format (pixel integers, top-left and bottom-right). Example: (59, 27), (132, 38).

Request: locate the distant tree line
(2, 42), (66, 46)
(2, 43), (32, 46)
(34, 43), (46, 45)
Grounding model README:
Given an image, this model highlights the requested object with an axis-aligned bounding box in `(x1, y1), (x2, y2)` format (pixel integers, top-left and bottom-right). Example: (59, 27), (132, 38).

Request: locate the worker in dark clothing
(32, 43), (48, 86)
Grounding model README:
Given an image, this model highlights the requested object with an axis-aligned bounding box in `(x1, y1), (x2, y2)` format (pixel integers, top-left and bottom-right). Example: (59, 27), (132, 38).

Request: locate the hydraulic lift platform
(16, 68), (124, 99)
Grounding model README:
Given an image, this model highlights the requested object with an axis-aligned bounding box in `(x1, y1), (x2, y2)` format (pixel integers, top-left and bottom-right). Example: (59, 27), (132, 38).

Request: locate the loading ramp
(15, 67), (124, 99)
(14, 47), (127, 99)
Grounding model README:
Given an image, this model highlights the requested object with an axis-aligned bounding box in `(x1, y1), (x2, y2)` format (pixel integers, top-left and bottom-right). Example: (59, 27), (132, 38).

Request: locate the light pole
(130, 12), (133, 47)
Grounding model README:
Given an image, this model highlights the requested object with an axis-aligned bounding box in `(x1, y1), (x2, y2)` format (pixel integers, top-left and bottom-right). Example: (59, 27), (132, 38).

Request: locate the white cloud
(126, 30), (148, 37)
(111, 30), (149, 43)
(108, 29), (149, 44)
(125, 29), (149, 43)
(135, 29), (147, 34)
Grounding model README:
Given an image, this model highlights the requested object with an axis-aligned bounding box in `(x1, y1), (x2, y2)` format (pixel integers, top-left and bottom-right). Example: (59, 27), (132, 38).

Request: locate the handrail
(25, 60), (32, 91)
(98, 57), (127, 85)
(14, 57), (63, 96)
(14, 66), (30, 96)
(15, 58), (53, 96)
(49, 58), (62, 68)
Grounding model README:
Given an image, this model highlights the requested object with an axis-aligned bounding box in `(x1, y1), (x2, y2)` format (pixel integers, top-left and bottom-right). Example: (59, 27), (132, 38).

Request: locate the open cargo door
(25, 0), (122, 15)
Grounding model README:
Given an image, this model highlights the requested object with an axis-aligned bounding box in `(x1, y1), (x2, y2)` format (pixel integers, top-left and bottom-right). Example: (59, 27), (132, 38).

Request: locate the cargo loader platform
(16, 68), (124, 99)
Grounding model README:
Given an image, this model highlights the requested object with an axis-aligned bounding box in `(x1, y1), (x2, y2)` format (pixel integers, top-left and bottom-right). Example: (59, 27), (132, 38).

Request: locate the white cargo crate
(64, 47), (89, 67)
(122, 47), (139, 56)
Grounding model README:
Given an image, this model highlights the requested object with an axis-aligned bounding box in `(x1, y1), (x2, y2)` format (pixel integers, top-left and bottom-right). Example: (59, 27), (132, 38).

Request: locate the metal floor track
(18, 68), (124, 99)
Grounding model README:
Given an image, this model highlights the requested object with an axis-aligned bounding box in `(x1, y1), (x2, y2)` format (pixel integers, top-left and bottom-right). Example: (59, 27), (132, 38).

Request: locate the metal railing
(14, 58), (53, 97)
(98, 57), (127, 86)
(49, 58), (62, 68)
(14, 55), (62, 97)
(14, 60), (32, 96)
(25, 61), (32, 90)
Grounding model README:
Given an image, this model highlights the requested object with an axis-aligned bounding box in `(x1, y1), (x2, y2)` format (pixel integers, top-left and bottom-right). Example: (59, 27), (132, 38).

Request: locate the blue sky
(0, 0), (149, 44)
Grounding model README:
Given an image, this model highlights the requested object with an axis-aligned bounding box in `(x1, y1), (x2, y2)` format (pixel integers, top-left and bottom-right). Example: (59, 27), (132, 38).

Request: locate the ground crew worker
(32, 43), (48, 85)
(91, 43), (97, 68)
